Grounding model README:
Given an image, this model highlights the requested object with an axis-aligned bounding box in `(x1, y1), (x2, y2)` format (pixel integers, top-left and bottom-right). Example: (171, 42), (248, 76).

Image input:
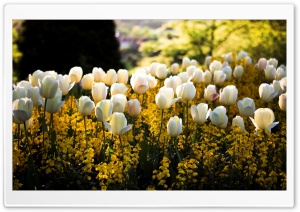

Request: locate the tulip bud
(126, 99), (141, 117)
(57, 74), (75, 96)
(176, 81), (196, 102)
(149, 62), (160, 76)
(13, 97), (33, 123)
(267, 58), (278, 68)
(111, 94), (127, 113)
(69, 66), (83, 83)
(95, 100), (113, 122)
(237, 51), (247, 60)
(178, 72), (190, 83)
(232, 116), (245, 133)
(204, 84), (219, 102)
(27, 87), (44, 107)
(209, 60), (222, 74)
(219, 85), (238, 106)
(280, 77), (287, 92)
(258, 58), (267, 71)
(202, 70), (212, 85)
(278, 93), (286, 111)
(39, 75), (59, 99)
(233, 66), (244, 79)
(222, 66), (232, 80)
(76, 96), (95, 116)
(92, 67), (106, 83)
(117, 69), (129, 84)
(44, 70), (58, 79)
(209, 106), (228, 128)
(164, 76), (182, 93)
(191, 68), (204, 83)
(147, 75), (158, 88)
(104, 112), (132, 135)
(156, 64), (168, 80)
(111, 83), (128, 96)
(155, 86), (179, 110)
(105, 69), (118, 86)
(245, 56), (252, 65)
(272, 80), (283, 97)
(191, 103), (211, 125)
(259, 83), (277, 103)
(186, 65), (196, 77)
(205, 56), (212, 68)
(264, 65), (276, 81)
(237, 97), (255, 117)
(17, 81), (32, 92)
(81, 73), (94, 90)
(224, 52), (233, 63)
(130, 73), (149, 94)
(171, 63), (179, 75)
(167, 116), (182, 137)
(191, 59), (198, 67)
(92, 82), (108, 103)
(46, 88), (65, 113)
(275, 67), (286, 80)
(29, 70), (45, 87)
(13, 86), (27, 102)
(182, 57), (191, 70)
(213, 70), (226, 86)
(250, 108), (279, 133)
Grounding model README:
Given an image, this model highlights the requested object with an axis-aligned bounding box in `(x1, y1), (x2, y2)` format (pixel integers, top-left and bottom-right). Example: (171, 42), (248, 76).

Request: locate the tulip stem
(132, 117), (136, 146)
(157, 109), (164, 144)
(23, 121), (32, 155)
(84, 116), (88, 149)
(174, 137), (182, 162)
(42, 98), (48, 149)
(185, 101), (189, 144)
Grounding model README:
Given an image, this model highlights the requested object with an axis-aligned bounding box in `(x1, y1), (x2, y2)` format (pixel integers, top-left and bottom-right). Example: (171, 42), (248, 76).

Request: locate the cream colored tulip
(222, 66), (232, 80)
(182, 57), (191, 70)
(245, 56), (252, 65)
(104, 112), (132, 135)
(95, 100), (113, 122)
(191, 68), (204, 83)
(233, 66), (244, 79)
(147, 75), (158, 88)
(29, 70), (45, 87)
(264, 65), (276, 81)
(237, 51), (247, 60)
(204, 84), (219, 102)
(209, 106), (228, 128)
(155, 86), (179, 110)
(209, 60), (222, 74)
(57, 74), (75, 96)
(176, 81), (196, 102)
(280, 77), (287, 92)
(213, 70), (226, 86)
(92, 67), (106, 83)
(167, 116), (182, 137)
(13, 86), (27, 102)
(156, 64), (168, 80)
(278, 93), (286, 111)
(219, 85), (238, 106)
(46, 88), (65, 113)
(76, 96), (95, 116)
(237, 97), (255, 117)
(178, 72), (190, 83)
(259, 83), (277, 103)
(27, 87), (44, 107)
(69, 66), (83, 83)
(149, 62), (160, 76)
(13, 97), (33, 123)
(186, 65), (196, 77)
(267, 58), (278, 68)
(111, 94), (127, 113)
(275, 67), (286, 80)
(130, 73), (149, 94)
(258, 58), (267, 71)
(81, 73), (94, 90)
(272, 80), (283, 97)
(44, 70), (58, 78)
(92, 82), (108, 103)
(191, 59), (198, 67)
(232, 116), (245, 133)
(205, 56), (212, 67)
(126, 99), (141, 117)
(191, 103), (211, 125)
(164, 76), (182, 93)
(202, 70), (212, 85)
(117, 69), (129, 84)
(171, 63), (179, 75)
(111, 83), (128, 95)
(250, 108), (279, 133)
(39, 75), (59, 99)
(17, 81), (32, 92)
(105, 69), (118, 86)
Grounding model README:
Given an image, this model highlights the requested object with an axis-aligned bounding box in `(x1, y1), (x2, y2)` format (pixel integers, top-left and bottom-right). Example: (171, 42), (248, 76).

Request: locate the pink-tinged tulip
(92, 67), (106, 83)
(278, 93), (286, 111)
(167, 116), (182, 137)
(126, 99), (141, 117)
(69, 66), (83, 83)
(81, 73), (94, 90)
(117, 69), (129, 84)
(191, 103), (211, 125)
(155, 86), (180, 110)
(130, 73), (149, 94)
(147, 75), (158, 88)
(204, 85), (219, 102)
(209, 106), (228, 128)
(57, 74), (75, 96)
(259, 83), (277, 103)
(104, 112), (132, 135)
(39, 75), (59, 99)
(219, 85), (238, 106)
(237, 97), (255, 117)
(258, 58), (267, 71)
(92, 82), (108, 103)
(76, 96), (95, 116)
(29, 70), (45, 87)
(95, 100), (113, 122)
(232, 116), (245, 133)
(250, 108), (279, 133)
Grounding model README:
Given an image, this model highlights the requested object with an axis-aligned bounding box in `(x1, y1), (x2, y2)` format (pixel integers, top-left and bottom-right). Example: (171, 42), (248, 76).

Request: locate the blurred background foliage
(13, 20), (286, 81)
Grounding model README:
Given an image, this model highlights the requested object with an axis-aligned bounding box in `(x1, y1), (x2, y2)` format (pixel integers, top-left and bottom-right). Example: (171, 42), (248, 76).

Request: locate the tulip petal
(103, 122), (111, 131)
(156, 94), (167, 110)
(170, 97), (180, 108)
(249, 117), (258, 129)
(55, 101), (65, 113)
(206, 108), (211, 120)
(190, 105), (197, 119)
(119, 125), (132, 135)
(13, 110), (29, 122)
(267, 121), (279, 133)
(210, 111), (220, 126)
(69, 82), (75, 91)
(75, 100), (79, 109)
(95, 107), (104, 122)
